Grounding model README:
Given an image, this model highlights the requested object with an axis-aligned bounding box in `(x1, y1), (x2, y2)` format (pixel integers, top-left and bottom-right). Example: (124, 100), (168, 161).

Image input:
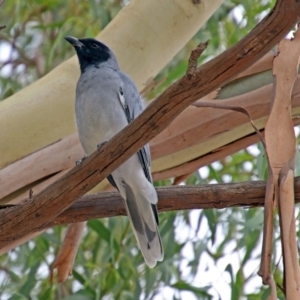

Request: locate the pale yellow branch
(0, 0), (224, 170)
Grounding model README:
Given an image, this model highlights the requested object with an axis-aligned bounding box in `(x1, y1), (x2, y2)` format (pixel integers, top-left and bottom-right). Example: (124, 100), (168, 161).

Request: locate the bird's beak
(64, 36), (84, 48)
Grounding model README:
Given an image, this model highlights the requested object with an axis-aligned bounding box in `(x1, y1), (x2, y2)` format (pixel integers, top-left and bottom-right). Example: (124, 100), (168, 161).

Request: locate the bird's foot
(97, 140), (108, 151)
(76, 154), (88, 166)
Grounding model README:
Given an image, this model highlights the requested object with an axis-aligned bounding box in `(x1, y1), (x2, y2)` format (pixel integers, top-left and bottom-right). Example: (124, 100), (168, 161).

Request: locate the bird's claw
(76, 155), (88, 166)
(97, 140), (108, 151)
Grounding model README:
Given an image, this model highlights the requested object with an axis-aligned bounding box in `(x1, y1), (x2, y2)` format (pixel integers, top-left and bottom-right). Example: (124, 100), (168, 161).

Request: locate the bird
(65, 36), (163, 267)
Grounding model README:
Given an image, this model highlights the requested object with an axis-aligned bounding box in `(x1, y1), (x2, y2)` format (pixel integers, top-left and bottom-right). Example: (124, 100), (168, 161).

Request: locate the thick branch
(34, 176), (300, 230)
(0, 0), (299, 248)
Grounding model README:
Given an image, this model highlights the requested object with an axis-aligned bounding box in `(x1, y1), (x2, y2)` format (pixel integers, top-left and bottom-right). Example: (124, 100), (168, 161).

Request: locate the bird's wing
(119, 72), (163, 247)
(118, 72), (153, 184)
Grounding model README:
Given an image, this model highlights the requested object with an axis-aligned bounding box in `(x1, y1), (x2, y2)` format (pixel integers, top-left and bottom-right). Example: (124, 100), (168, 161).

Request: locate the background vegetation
(1, 0), (296, 299)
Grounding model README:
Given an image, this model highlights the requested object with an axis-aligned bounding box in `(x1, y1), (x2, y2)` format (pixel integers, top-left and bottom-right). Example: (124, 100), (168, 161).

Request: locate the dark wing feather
(118, 72), (152, 183)
(118, 72), (159, 225)
(107, 174), (118, 189)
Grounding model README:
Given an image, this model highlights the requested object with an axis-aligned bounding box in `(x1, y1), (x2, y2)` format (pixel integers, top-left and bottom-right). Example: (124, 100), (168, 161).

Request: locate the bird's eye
(91, 43), (99, 48)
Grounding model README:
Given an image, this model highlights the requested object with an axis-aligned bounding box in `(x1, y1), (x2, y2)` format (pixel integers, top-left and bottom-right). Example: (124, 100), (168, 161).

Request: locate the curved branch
(0, 0), (299, 248)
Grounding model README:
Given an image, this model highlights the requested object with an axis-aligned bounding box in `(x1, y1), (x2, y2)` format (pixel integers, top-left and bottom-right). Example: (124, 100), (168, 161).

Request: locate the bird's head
(65, 36), (118, 73)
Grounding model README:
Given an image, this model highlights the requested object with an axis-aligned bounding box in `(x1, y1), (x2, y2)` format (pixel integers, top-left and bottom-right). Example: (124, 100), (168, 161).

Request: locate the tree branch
(28, 176), (300, 230)
(0, 0), (299, 248)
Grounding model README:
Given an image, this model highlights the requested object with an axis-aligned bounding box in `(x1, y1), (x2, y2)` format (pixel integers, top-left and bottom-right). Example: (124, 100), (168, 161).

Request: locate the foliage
(0, 0), (293, 299)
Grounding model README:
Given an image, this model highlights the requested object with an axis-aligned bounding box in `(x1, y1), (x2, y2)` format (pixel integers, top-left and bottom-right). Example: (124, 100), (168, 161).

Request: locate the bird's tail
(124, 183), (163, 268)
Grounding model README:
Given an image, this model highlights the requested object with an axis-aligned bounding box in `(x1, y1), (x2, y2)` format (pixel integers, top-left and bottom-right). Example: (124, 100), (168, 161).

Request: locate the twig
(192, 102), (265, 147)
(186, 40), (209, 79)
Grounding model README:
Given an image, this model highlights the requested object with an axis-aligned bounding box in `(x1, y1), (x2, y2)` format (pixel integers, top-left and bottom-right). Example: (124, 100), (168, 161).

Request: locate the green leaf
(171, 281), (210, 297)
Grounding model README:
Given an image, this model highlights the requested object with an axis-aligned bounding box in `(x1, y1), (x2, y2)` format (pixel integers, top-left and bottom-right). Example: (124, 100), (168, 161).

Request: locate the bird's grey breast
(75, 67), (128, 155)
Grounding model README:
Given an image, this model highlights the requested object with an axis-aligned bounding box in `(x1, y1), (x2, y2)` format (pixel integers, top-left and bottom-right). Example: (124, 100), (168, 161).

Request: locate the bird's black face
(65, 36), (112, 73)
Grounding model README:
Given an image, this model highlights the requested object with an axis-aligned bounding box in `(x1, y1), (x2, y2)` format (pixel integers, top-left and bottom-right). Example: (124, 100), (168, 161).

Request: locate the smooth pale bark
(151, 83), (300, 172)
(0, 0), (224, 170)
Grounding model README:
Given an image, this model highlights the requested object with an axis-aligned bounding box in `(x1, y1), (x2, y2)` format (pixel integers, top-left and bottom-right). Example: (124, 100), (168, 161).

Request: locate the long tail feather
(124, 183), (163, 267)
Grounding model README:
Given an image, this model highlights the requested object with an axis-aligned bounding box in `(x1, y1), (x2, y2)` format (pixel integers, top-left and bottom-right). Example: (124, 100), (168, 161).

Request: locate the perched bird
(65, 36), (163, 267)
